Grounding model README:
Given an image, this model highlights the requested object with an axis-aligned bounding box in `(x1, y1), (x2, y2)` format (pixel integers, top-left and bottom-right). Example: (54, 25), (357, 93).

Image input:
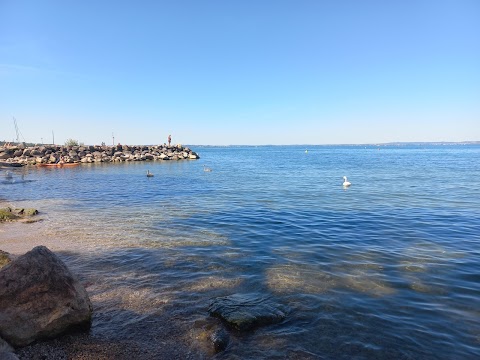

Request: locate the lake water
(1, 145), (480, 359)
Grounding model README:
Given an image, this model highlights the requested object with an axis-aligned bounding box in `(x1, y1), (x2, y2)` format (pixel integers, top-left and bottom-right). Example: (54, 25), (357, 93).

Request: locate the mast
(13, 117), (20, 143)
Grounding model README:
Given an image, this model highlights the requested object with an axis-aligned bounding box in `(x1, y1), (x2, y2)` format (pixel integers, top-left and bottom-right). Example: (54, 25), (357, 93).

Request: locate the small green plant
(65, 138), (79, 146)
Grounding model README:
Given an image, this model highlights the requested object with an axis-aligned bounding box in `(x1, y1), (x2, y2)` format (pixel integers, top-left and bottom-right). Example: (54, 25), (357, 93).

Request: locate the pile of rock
(0, 144), (199, 166)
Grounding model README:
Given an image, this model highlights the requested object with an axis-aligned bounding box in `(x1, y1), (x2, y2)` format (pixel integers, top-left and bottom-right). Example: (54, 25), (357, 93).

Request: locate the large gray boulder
(0, 246), (93, 347)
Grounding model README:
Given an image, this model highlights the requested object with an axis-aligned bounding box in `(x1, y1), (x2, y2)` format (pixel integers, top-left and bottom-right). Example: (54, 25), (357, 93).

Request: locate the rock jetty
(0, 144), (199, 166)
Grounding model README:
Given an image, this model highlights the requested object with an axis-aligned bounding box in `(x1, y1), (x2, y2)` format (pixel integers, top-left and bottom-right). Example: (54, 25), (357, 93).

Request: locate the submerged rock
(192, 318), (230, 355)
(208, 294), (287, 331)
(13, 208), (38, 216)
(0, 207), (39, 223)
(0, 246), (93, 347)
(210, 327), (229, 353)
(0, 208), (19, 221)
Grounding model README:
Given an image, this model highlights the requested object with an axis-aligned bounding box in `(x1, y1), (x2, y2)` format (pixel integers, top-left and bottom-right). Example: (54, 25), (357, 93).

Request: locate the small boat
(146, 170), (154, 177)
(0, 161), (23, 168)
(203, 165), (212, 172)
(37, 163), (80, 167)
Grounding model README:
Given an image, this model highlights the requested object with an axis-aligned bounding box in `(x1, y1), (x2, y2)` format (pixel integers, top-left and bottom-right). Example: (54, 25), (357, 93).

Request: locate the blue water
(2, 145), (480, 359)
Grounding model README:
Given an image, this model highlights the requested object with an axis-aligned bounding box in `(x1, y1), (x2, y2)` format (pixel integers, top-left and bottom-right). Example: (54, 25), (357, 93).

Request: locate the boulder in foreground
(208, 293), (287, 331)
(0, 246), (93, 347)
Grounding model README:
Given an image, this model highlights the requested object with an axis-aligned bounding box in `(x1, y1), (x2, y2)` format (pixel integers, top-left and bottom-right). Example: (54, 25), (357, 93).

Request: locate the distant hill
(376, 141), (480, 146)
(0, 141), (37, 147)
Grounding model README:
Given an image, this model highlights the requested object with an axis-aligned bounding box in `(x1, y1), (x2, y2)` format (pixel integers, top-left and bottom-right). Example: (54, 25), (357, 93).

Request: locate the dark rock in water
(0, 246), (93, 347)
(208, 294), (287, 331)
(210, 327), (229, 353)
(192, 318), (229, 355)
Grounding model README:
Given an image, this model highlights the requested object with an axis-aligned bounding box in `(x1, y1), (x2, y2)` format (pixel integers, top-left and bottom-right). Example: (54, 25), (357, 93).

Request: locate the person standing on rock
(168, 135), (172, 146)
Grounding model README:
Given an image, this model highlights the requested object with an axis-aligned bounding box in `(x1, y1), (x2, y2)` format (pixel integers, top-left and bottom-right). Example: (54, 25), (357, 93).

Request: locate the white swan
(203, 165), (212, 172)
(146, 170), (154, 177)
(343, 176), (351, 187)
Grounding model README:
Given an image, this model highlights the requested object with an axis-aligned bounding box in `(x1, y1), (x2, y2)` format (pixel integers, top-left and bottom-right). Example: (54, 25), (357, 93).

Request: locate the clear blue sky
(1, 0), (479, 145)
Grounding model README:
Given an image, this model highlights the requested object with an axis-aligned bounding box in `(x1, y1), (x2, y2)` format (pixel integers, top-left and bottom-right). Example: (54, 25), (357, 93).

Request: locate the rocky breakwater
(0, 143), (199, 165)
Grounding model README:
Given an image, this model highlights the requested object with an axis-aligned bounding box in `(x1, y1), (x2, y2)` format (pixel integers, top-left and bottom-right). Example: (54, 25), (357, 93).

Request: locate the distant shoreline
(1, 141), (479, 148)
(191, 141), (480, 147)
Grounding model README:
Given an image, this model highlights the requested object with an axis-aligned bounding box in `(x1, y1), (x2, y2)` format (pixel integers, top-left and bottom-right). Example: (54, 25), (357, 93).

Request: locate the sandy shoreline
(0, 222), (68, 255)
(0, 206), (211, 360)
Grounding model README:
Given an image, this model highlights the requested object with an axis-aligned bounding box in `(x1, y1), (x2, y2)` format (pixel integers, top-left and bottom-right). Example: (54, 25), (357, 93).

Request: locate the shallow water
(1, 145), (480, 359)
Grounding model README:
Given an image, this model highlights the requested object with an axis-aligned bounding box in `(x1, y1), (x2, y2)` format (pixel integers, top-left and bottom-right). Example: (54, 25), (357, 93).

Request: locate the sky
(1, 0), (479, 145)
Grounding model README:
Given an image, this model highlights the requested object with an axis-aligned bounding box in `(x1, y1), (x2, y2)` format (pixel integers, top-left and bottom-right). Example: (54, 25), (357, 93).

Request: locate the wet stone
(208, 294), (287, 331)
(210, 327), (229, 353)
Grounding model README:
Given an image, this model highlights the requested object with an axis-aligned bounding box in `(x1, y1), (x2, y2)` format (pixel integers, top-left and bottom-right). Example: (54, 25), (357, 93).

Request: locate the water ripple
(2, 145), (480, 358)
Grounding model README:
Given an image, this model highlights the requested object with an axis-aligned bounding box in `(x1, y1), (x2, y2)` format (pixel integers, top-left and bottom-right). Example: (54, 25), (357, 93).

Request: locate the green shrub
(65, 138), (79, 146)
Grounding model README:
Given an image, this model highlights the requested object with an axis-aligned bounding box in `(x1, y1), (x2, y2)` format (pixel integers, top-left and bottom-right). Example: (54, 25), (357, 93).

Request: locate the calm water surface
(1, 145), (480, 359)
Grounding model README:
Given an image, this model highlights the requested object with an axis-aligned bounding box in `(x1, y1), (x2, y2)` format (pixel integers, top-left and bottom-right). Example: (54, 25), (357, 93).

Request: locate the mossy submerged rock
(13, 208), (38, 216)
(0, 207), (39, 222)
(0, 208), (19, 221)
(208, 294), (287, 331)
